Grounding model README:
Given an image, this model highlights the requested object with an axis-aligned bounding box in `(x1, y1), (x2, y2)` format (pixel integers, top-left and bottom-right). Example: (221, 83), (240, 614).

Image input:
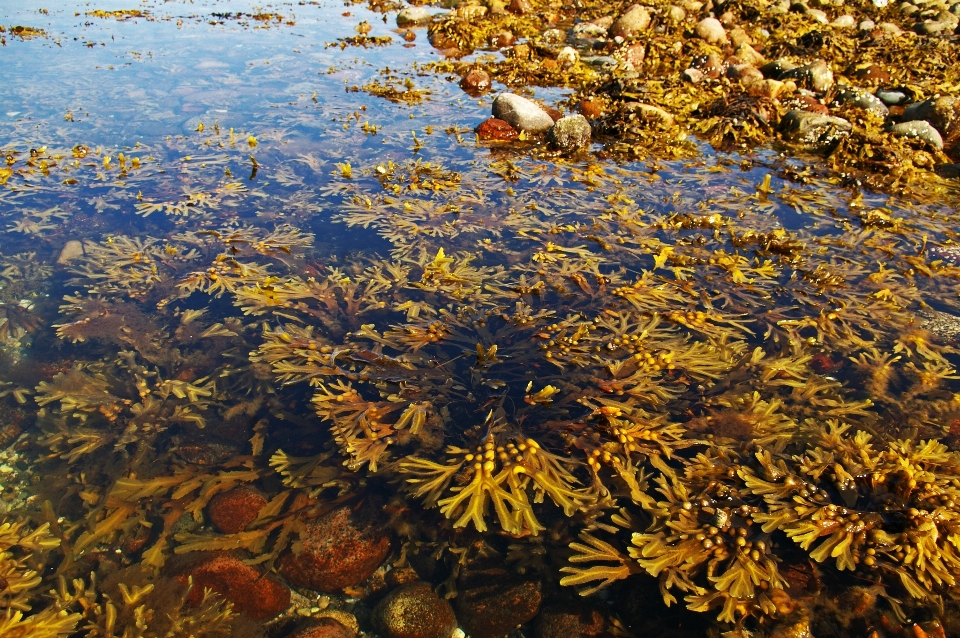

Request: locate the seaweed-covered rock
(610, 4), (651, 38)
(372, 581), (457, 638)
(455, 569), (542, 638)
(278, 505), (391, 592)
(889, 120), (944, 149)
(492, 93), (555, 133)
(902, 95), (958, 133)
(176, 553), (290, 619)
(207, 485), (267, 534)
(548, 115), (592, 151)
(779, 109), (851, 151)
(622, 102), (675, 128)
(535, 604), (606, 637)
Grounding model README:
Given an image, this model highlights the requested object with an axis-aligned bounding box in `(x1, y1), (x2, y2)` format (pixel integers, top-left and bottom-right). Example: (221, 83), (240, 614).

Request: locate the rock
(914, 19), (952, 34)
(779, 109), (852, 151)
(694, 17), (727, 43)
(578, 99), (604, 119)
(581, 55), (619, 70)
(852, 64), (891, 85)
(508, 0), (532, 14)
(477, 117), (519, 141)
(785, 93), (830, 115)
(734, 43), (765, 66)
(622, 42), (645, 69)
(834, 86), (889, 116)
(535, 604), (606, 637)
(557, 46), (579, 68)
(289, 618), (357, 638)
(779, 59), (834, 92)
(719, 10), (737, 26)
(494, 30), (516, 47)
(747, 79), (787, 99)
(682, 67), (705, 83)
(57, 240), (85, 264)
(396, 6), (432, 27)
(278, 505), (391, 592)
(889, 120), (944, 149)
(456, 570), (542, 638)
(806, 8), (830, 23)
(492, 93), (555, 133)
(876, 89), (909, 105)
(207, 486), (268, 534)
(859, 19), (876, 30)
(666, 5), (687, 21)
(760, 59), (798, 78)
(728, 26), (753, 46)
(623, 102), (675, 128)
(692, 52), (727, 78)
(372, 582), (457, 638)
(728, 64), (764, 85)
(548, 115), (592, 150)
(902, 95), (958, 132)
(460, 69), (491, 94)
(610, 4), (652, 38)
(878, 21), (903, 35)
(175, 553), (290, 619)
(831, 13), (856, 26)
(571, 21), (608, 38)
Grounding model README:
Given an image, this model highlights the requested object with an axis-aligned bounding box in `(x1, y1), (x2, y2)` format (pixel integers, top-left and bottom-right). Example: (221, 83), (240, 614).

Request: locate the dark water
(3, 1), (960, 637)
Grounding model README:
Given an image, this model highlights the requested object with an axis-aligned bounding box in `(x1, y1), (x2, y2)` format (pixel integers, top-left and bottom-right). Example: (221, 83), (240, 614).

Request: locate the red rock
(852, 64), (891, 85)
(278, 505), (391, 592)
(207, 485), (268, 534)
(623, 42), (645, 69)
(403, 30), (416, 42)
(535, 604), (606, 637)
(176, 553), (290, 619)
(787, 94), (830, 115)
(288, 618), (355, 638)
(508, 0), (532, 14)
(460, 68), (491, 94)
(542, 105), (563, 122)
(494, 30), (516, 47)
(476, 117), (519, 141)
(578, 99), (604, 119)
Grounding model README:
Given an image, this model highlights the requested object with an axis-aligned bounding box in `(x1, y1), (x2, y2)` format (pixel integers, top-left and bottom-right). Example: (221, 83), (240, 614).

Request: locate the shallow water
(3, 0), (960, 637)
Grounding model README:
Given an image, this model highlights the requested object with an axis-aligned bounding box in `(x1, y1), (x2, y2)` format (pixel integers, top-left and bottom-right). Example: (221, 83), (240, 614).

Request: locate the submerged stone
(175, 553), (290, 619)
(396, 6), (432, 27)
(372, 581), (458, 638)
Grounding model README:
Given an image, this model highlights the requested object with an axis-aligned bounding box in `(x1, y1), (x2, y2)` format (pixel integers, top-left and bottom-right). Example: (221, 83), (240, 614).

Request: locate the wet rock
(728, 64), (764, 85)
(477, 117), (519, 141)
(456, 570), (542, 638)
(176, 553), (290, 619)
(831, 14), (856, 27)
(760, 58), (798, 78)
(876, 88), (909, 105)
(278, 505), (391, 592)
(834, 86), (889, 116)
(508, 0), (532, 14)
(622, 102), (676, 128)
(548, 115), (592, 151)
(571, 21), (608, 38)
(459, 69), (491, 94)
(694, 17), (727, 44)
(207, 485), (268, 534)
(622, 42), (645, 69)
(557, 46), (579, 68)
(57, 240), (85, 264)
(779, 109), (852, 151)
(902, 95), (958, 132)
(734, 43), (765, 66)
(289, 618), (357, 638)
(492, 93), (555, 133)
(578, 99), (604, 119)
(692, 52), (727, 78)
(747, 79), (786, 99)
(372, 581), (457, 638)
(535, 604), (606, 637)
(889, 120), (944, 149)
(779, 59), (834, 92)
(610, 4), (652, 38)
(396, 6), (432, 27)
(785, 93), (830, 115)
(494, 30), (516, 47)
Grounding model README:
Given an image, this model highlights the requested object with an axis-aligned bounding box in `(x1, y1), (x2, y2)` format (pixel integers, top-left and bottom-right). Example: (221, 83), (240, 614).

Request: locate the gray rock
(889, 120), (944, 149)
(396, 6), (432, 26)
(779, 59), (834, 92)
(571, 21), (609, 37)
(834, 86), (889, 116)
(581, 55), (619, 69)
(694, 17), (727, 43)
(492, 93), (555, 133)
(548, 115), (592, 150)
(913, 19), (951, 33)
(779, 109), (852, 150)
(610, 4), (652, 38)
(876, 89), (909, 105)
